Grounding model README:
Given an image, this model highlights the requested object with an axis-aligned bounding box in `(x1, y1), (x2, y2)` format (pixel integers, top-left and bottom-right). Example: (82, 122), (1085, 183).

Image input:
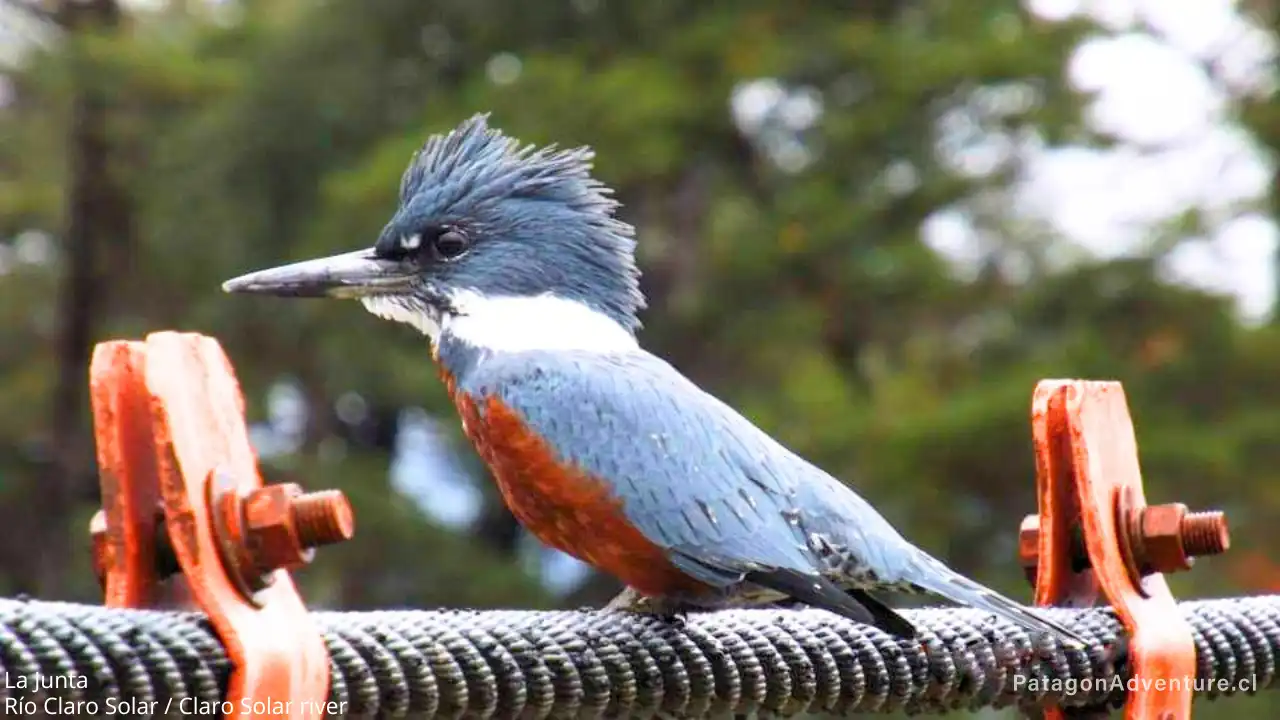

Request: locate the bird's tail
(904, 555), (1088, 649)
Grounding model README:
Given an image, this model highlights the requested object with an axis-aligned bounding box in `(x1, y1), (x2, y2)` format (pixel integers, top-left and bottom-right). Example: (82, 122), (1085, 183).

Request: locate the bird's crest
(390, 114), (645, 334)
(398, 114), (623, 225)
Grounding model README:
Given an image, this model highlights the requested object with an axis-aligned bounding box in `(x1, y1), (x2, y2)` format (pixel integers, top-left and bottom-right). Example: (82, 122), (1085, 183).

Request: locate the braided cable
(0, 596), (1276, 717)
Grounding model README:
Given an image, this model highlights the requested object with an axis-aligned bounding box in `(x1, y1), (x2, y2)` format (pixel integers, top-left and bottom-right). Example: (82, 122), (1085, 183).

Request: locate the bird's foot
(605, 586), (648, 612)
(605, 587), (693, 626)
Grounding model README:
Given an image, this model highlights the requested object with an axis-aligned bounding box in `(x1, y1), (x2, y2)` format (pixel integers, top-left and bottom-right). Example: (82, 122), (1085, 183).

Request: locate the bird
(222, 114), (1086, 648)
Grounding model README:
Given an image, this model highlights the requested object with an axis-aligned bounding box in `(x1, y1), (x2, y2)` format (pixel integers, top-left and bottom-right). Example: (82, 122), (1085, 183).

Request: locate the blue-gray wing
(457, 349), (910, 588)
(459, 349), (1088, 647)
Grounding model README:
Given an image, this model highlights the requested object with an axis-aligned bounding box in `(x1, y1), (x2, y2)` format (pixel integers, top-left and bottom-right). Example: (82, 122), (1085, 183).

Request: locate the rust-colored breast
(440, 371), (706, 599)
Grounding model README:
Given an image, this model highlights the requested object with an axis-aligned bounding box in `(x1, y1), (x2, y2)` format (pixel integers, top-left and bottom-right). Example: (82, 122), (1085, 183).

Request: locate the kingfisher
(223, 114), (1084, 647)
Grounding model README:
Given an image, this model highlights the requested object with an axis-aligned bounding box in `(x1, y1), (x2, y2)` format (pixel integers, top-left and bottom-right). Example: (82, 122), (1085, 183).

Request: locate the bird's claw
(605, 587), (692, 626)
(605, 586), (650, 612)
(658, 608), (689, 626)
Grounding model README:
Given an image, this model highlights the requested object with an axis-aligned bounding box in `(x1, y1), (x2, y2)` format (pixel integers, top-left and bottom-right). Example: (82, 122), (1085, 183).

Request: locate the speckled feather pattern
(439, 340), (1088, 646)
(448, 344), (915, 595)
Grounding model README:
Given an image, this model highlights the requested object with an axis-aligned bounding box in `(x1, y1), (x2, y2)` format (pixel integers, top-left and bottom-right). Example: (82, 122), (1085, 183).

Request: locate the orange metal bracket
(1027, 380), (1200, 720)
(90, 332), (338, 720)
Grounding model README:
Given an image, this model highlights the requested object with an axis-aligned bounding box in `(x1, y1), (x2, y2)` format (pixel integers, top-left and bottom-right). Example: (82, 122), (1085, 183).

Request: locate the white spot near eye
(401, 234), (422, 250)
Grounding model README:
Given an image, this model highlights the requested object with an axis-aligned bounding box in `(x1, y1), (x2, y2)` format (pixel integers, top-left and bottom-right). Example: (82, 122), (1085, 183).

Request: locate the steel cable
(0, 596), (1275, 717)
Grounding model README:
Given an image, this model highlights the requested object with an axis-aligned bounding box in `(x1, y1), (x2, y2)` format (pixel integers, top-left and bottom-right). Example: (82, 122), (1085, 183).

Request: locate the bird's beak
(221, 248), (417, 299)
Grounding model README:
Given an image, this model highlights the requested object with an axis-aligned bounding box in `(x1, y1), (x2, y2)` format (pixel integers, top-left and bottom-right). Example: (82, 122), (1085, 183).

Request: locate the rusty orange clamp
(1021, 380), (1231, 720)
(88, 332), (354, 719)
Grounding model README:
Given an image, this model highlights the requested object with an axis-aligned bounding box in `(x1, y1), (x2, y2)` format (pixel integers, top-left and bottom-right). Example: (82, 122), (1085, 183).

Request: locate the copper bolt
(209, 471), (356, 602)
(1180, 510), (1230, 557)
(241, 482), (355, 577)
(1131, 501), (1230, 576)
(1018, 515), (1090, 585)
(90, 510), (110, 585)
(290, 489), (355, 548)
(90, 507), (181, 589)
(1018, 500), (1230, 586)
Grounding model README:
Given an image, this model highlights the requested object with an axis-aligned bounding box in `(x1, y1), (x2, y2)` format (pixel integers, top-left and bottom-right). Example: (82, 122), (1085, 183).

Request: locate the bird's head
(223, 114), (644, 354)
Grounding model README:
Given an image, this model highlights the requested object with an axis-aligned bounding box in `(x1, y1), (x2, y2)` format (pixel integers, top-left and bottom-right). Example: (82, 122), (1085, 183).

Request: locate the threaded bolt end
(1181, 511), (1229, 557)
(291, 490), (355, 548)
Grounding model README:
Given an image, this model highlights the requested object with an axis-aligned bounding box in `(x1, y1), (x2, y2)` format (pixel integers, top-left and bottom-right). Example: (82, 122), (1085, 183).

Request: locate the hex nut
(243, 482), (315, 574)
(1140, 503), (1193, 574)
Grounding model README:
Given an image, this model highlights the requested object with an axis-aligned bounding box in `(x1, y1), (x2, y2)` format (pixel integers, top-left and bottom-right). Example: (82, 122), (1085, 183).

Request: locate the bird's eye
(432, 228), (470, 260)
